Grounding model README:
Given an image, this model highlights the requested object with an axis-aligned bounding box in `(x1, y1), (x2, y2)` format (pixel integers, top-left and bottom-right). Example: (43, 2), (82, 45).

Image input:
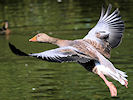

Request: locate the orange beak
(29, 36), (37, 42)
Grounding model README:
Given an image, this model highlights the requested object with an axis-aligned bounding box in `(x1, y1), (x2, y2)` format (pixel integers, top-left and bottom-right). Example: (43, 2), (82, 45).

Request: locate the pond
(0, 0), (133, 100)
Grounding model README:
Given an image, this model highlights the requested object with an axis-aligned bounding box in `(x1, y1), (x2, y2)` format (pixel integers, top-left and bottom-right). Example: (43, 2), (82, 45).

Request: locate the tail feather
(106, 66), (128, 86)
(98, 53), (128, 86)
(116, 69), (128, 85)
(9, 42), (28, 56)
(116, 69), (128, 78)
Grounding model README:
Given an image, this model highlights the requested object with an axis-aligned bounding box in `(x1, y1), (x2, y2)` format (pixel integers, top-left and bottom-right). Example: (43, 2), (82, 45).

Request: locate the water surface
(0, 0), (133, 100)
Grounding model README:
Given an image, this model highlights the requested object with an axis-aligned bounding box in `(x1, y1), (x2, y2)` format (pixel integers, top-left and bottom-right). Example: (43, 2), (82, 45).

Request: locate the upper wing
(9, 43), (98, 63)
(84, 4), (124, 49)
(29, 46), (92, 63)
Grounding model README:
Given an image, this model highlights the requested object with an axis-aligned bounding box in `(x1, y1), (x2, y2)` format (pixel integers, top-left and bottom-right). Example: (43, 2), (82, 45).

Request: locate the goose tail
(97, 54), (128, 87)
(115, 69), (128, 86)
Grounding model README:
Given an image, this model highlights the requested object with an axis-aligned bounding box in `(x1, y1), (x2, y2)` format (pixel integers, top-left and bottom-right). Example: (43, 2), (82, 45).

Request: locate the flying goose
(9, 4), (128, 97)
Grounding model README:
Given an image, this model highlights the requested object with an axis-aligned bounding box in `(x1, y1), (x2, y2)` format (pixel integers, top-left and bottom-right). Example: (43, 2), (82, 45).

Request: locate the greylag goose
(9, 4), (128, 97)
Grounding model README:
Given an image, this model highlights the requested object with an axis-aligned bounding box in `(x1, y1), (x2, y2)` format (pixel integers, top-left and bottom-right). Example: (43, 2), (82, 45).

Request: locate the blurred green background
(0, 0), (133, 100)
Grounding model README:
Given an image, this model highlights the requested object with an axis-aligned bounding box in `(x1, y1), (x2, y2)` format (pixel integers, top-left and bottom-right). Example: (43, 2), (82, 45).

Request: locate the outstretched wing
(9, 43), (92, 63)
(84, 4), (124, 49)
(29, 46), (92, 63)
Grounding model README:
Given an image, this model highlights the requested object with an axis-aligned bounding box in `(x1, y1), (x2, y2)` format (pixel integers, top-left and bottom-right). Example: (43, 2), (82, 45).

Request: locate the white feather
(95, 52), (128, 85)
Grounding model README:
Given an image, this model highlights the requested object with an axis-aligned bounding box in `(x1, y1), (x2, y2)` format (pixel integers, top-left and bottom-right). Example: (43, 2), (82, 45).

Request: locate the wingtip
(8, 42), (15, 51)
(108, 4), (112, 8)
(100, 4), (112, 21)
(8, 42), (29, 56)
(8, 42), (12, 47)
(101, 4), (105, 9)
(100, 5), (105, 20)
(107, 4), (112, 13)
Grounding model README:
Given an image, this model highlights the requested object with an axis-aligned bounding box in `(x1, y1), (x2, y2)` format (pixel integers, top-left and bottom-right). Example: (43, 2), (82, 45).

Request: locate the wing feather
(29, 46), (91, 63)
(8, 43), (96, 63)
(84, 4), (124, 49)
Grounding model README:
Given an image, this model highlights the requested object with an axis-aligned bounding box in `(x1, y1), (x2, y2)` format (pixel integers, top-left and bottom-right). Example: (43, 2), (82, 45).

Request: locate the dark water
(0, 0), (133, 100)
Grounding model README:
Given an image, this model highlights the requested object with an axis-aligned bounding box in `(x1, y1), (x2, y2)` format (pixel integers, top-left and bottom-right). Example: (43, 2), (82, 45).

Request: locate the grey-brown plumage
(9, 4), (128, 97)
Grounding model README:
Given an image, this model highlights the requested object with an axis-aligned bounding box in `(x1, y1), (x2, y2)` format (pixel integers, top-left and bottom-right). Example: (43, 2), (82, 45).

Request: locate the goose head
(29, 33), (51, 42)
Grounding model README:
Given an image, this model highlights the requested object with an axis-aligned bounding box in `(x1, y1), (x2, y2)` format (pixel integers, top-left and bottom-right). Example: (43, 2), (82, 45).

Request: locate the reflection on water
(0, 0), (133, 100)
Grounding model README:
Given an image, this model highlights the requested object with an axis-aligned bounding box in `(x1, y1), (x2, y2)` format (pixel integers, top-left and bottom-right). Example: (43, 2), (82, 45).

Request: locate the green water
(0, 0), (133, 100)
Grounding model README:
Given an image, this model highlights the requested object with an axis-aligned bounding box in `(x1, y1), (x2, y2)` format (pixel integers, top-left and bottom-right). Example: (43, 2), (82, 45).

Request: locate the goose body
(9, 4), (128, 97)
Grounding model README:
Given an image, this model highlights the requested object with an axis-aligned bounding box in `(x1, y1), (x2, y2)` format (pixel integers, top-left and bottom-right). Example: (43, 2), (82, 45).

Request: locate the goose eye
(38, 35), (41, 37)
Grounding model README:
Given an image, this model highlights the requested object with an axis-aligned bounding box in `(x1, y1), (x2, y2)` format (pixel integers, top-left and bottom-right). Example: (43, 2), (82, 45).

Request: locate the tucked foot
(98, 72), (117, 97)
(124, 80), (128, 88)
(107, 82), (117, 97)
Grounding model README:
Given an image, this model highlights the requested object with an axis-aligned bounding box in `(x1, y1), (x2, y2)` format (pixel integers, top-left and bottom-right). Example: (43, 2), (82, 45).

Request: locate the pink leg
(124, 80), (128, 88)
(98, 73), (117, 97)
